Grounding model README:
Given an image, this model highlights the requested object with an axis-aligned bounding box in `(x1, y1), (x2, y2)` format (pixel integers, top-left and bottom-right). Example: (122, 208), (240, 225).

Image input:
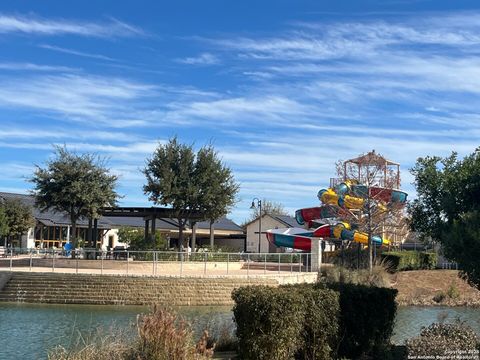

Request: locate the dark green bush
(419, 251), (438, 269)
(233, 282), (397, 360)
(326, 283), (398, 359)
(232, 286), (305, 360)
(381, 251), (438, 272)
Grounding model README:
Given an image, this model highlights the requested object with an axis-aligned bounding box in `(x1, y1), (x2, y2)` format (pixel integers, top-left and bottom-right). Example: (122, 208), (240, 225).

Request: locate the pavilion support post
(151, 217), (156, 249)
(87, 218), (93, 247)
(144, 219), (150, 242)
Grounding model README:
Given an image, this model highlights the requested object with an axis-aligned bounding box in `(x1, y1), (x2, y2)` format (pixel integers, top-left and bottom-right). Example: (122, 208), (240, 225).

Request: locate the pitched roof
(0, 191), (243, 232)
(271, 214), (298, 227)
(244, 213), (298, 228)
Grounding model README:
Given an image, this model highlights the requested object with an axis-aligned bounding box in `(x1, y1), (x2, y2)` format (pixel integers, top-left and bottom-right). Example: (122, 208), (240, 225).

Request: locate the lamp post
(250, 198), (262, 253)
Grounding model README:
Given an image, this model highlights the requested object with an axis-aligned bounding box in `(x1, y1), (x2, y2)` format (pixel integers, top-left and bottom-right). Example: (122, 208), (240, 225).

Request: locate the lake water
(0, 303), (479, 360)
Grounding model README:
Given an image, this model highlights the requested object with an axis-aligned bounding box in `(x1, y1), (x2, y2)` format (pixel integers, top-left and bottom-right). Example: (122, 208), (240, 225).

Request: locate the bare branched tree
(335, 150), (407, 271)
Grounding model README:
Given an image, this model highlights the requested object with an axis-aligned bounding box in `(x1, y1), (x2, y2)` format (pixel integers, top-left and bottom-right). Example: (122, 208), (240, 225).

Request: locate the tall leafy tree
(30, 146), (118, 251)
(409, 149), (480, 288)
(144, 138), (239, 249)
(194, 145), (239, 246)
(0, 206), (8, 246)
(143, 138), (197, 249)
(0, 199), (34, 246)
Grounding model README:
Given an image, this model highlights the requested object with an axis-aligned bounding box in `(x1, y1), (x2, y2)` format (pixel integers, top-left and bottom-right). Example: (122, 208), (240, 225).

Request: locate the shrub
(446, 282), (461, 300)
(406, 322), (480, 358)
(433, 291), (446, 303)
(321, 265), (391, 288)
(381, 251), (438, 272)
(48, 329), (130, 360)
(233, 282), (396, 360)
(232, 286), (305, 360)
(131, 306), (213, 360)
(419, 252), (438, 269)
(296, 285), (339, 360)
(327, 283), (398, 359)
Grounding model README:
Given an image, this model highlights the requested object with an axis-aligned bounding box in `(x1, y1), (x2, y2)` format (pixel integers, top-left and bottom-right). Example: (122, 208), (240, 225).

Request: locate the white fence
(0, 248), (314, 277)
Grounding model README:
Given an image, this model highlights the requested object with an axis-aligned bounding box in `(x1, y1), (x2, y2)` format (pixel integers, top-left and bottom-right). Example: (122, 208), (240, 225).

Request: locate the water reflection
(0, 303), (479, 359)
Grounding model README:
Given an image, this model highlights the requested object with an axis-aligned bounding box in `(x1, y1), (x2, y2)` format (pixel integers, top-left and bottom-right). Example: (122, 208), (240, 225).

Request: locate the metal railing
(0, 248), (314, 277)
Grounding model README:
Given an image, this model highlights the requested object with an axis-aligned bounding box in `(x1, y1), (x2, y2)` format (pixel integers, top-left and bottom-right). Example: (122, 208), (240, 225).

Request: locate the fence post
(247, 253), (250, 278)
(180, 251), (184, 276)
(290, 253), (293, 273)
(76, 251), (79, 274)
(152, 251), (155, 276)
(101, 251), (104, 275)
(203, 252), (207, 276)
(298, 253), (302, 273)
(227, 253), (229, 275)
(52, 250), (55, 272)
(264, 253), (267, 275)
(126, 251), (129, 275)
(30, 251), (32, 271)
(278, 253), (281, 274)
(9, 248), (12, 271)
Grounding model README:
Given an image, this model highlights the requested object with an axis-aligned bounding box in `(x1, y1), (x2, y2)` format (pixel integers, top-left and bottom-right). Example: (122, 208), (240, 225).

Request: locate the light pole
(250, 198), (262, 253)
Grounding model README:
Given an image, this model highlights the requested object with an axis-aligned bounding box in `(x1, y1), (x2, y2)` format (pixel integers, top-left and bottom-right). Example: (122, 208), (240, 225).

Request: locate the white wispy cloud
(176, 52), (220, 65)
(39, 44), (116, 61)
(0, 62), (78, 72)
(0, 74), (155, 126)
(0, 14), (143, 37)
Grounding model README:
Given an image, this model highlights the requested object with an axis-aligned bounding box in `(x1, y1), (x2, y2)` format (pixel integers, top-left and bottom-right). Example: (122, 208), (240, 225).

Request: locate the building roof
(244, 213), (298, 228)
(271, 214), (298, 227)
(0, 191), (243, 233)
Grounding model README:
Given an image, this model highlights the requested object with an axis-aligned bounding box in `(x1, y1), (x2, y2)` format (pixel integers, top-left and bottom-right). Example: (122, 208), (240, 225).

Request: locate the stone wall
(0, 271), (316, 306)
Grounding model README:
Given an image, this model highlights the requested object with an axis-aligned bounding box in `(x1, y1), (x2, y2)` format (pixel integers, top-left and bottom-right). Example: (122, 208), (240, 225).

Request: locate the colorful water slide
(266, 223), (388, 252)
(266, 180), (407, 251)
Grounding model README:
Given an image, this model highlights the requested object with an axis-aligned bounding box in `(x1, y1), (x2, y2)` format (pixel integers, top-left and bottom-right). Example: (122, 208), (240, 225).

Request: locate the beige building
(245, 214), (299, 253)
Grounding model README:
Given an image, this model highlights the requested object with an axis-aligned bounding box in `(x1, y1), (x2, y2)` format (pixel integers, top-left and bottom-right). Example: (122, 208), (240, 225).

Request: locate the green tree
(409, 149), (480, 288)
(194, 145), (239, 247)
(143, 138), (197, 249)
(30, 146), (118, 252)
(1, 199), (34, 247)
(0, 206), (9, 246)
(143, 138), (239, 250)
(117, 226), (167, 251)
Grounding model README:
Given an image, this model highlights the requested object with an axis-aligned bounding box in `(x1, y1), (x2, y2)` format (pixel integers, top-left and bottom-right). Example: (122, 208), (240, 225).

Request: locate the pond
(0, 303), (479, 360)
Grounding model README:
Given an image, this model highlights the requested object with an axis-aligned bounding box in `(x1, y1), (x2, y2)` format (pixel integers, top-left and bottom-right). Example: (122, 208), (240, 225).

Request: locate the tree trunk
(209, 220), (215, 249)
(191, 221), (197, 252)
(177, 218), (184, 251)
(70, 219), (77, 259)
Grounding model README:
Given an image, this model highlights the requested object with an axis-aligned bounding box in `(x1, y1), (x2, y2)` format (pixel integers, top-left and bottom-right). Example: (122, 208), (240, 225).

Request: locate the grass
(48, 306), (220, 360)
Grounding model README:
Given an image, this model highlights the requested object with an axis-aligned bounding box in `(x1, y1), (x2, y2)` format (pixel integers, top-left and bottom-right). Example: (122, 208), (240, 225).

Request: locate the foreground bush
(381, 251), (437, 272)
(232, 286), (306, 360)
(233, 282), (396, 360)
(327, 283), (398, 359)
(406, 322), (480, 358)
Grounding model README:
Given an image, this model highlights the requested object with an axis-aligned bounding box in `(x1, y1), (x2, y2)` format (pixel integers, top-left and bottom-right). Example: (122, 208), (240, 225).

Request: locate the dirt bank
(392, 270), (480, 306)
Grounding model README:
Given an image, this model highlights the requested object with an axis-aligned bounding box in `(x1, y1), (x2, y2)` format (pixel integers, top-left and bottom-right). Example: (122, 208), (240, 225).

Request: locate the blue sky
(0, 1), (480, 223)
